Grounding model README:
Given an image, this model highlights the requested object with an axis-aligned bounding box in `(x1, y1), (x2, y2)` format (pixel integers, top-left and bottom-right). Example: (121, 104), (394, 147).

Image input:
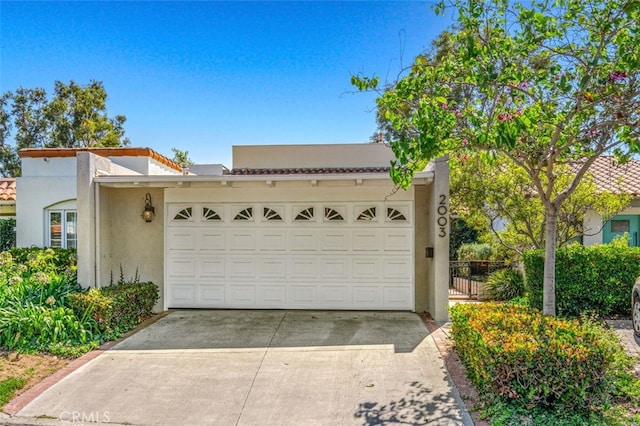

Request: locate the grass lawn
(0, 352), (69, 409)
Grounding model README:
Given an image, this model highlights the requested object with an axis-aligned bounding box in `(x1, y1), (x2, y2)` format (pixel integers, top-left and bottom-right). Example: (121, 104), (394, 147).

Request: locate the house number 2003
(437, 194), (448, 238)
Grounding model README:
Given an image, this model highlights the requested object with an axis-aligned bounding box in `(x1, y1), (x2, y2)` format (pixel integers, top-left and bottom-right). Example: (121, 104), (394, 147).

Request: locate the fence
(449, 261), (511, 299)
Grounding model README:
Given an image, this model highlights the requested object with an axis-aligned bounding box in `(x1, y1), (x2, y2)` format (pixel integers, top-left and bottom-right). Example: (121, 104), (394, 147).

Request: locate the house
(16, 144), (450, 321)
(0, 178), (16, 219)
(583, 156), (640, 246)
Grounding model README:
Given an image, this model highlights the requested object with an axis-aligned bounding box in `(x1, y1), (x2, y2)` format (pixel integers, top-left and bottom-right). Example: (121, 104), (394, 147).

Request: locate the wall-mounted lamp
(141, 193), (155, 222)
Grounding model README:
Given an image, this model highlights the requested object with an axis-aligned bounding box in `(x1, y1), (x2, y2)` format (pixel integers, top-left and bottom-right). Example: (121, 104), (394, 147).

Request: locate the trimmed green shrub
(523, 245), (640, 317)
(0, 219), (16, 251)
(457, 243), (492, 261)
(484, 268), (524, 300)
(69, 282), (158, 337)
(449, 303), (621, 413)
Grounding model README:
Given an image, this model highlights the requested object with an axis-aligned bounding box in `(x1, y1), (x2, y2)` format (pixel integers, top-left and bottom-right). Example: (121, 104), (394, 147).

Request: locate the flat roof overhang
(93, 171), (435, 188)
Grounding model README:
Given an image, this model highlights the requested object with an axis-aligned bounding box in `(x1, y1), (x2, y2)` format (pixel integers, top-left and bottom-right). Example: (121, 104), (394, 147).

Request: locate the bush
(485, 268), (524, 300)
(0, 301), (96, 352)
(0, 219), (16, 251)
(69, 282), (158, 338)
(523, 245), (640, 317)
(457, 243), (492, 261)
(7, 247), (77, 275)
(449, 303), (622, 414)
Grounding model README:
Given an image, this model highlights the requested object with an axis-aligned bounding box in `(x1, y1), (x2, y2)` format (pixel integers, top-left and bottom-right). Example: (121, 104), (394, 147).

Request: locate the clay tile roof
(19, 147), (183, 173)
(229, 167), (391, 175)
(583, 156), (640, 196)
(0, 178), (16, 201)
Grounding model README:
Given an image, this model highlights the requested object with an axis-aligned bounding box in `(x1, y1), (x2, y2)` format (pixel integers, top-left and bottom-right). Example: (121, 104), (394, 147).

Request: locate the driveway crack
(234, 311), (287, 426)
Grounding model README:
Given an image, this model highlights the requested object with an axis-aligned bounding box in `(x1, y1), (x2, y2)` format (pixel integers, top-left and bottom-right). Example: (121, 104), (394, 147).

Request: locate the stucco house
(583, 156), (640, 246)
(16, 143), (450, 321)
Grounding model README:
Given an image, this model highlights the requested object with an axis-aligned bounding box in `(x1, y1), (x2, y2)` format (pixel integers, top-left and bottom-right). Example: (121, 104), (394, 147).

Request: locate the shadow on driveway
(112, 310), (429, 353)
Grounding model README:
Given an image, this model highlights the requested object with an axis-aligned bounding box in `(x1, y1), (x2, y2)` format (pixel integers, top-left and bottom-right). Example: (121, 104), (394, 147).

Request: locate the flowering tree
(354, 0), (640, 315)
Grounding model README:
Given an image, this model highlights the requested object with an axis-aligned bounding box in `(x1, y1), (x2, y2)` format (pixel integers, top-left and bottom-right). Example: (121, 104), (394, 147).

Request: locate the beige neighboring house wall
(0, 178), (16, 219)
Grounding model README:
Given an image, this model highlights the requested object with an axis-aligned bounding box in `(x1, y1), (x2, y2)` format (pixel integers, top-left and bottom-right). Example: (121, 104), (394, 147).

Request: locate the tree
(450, 153), (631, 258)
(354, 0), (640, 316)
(171, 148), (194, 166)
(0, 80), (129, 176)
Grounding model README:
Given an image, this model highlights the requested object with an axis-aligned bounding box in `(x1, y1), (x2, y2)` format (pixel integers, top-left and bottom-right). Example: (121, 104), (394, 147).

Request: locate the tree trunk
(543, 205), (558, 316)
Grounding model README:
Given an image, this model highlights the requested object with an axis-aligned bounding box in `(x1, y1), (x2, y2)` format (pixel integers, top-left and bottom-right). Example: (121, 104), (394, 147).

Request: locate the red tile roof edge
(0, 178), (16, 201)
(19, 147), (183, 173)
(229, 167), (391, 175)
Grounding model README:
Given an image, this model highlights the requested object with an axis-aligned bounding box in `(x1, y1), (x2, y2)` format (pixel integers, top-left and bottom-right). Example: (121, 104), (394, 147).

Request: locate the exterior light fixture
(141, 193), (155, 222)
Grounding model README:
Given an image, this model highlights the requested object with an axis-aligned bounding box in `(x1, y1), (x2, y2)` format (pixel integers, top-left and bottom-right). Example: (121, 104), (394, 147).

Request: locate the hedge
(449, 303), (620, 412)
(523, 245), (640, 317)
(69, 282), (159, 337)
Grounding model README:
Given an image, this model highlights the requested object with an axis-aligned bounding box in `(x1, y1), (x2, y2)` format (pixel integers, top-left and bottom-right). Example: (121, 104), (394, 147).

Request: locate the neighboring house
(583, 156), (640, 246)
(0, 178), (16, 219)
(17, 144), (450, 321)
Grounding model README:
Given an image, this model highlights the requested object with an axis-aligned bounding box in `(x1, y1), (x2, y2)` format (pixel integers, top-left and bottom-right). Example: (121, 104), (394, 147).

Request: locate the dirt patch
(0, 352), (70, 398)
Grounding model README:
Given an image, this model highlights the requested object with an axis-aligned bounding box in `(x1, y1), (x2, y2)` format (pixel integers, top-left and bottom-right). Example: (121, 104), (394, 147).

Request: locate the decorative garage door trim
(165, 202), (414, 310)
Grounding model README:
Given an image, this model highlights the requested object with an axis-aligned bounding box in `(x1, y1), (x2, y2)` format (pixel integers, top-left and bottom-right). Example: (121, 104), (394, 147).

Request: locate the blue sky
(1, 1), (452, 166)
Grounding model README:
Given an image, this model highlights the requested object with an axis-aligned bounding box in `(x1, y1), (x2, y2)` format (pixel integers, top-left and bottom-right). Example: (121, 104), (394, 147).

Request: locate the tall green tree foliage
(451, 154), (631, 258)
(0, 80), (129, 176)
(354, 0), (640, 315)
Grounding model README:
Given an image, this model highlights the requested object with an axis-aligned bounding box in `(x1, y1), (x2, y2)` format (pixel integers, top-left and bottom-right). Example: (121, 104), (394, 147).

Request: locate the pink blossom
(609, 71), (627, 83)
(453, 109), (462, 117)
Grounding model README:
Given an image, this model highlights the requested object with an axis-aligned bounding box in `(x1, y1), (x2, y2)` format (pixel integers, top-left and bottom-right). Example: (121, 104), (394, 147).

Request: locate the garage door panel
(259, 258), (286, 278)
(199, 257), (225, 277)
(383, 230), (412, 251)
(259, 231), (287, 251)
(168, 229), (196, 251)
(383, 286), (412, 307)
(321, 231), (349, 251)
(289, 230), (318, 251)
(352, 258), (381, 279)
(167, 257), (196, 277)
(199, 231), (225, 251)
(258, 286), (286, 305)
(319, 286), (349, 306)
(229, 285), (256, 304)
(352, 230), (381, 252)
(289, 286), (317, 305)
(320, 258), (349, 279)
(352, 286), (382, 306)
(199, 285), (225, 304)
(383, 258), (412, 280)
(228, 230), (256, 251)
(229, 258), (256, 278)
(169, 285), (195, 306)
(289, 257), (318, 279)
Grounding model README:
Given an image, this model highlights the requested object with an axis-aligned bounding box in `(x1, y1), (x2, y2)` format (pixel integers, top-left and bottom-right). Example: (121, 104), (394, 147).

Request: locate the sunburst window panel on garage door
(166, 202), (414, 310)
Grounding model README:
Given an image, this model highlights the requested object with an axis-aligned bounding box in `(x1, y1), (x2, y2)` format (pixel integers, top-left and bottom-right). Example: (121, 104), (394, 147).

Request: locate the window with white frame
(47, 210), (77, 249)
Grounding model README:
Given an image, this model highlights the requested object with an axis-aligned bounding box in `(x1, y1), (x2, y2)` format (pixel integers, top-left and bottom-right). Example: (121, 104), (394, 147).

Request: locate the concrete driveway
(11, 310), (470, 425)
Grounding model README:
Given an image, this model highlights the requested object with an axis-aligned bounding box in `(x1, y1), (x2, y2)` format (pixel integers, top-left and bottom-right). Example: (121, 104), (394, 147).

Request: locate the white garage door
(165, 202), (414, 310)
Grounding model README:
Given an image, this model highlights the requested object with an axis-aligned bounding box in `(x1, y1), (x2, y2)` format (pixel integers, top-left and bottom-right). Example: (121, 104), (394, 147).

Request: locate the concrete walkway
(7, 310), (471, 426)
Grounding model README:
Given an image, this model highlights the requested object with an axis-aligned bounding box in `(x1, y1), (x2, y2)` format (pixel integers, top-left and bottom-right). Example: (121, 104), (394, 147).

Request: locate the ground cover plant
(0, 248), (158, 408)
(450, 302), (640, 425)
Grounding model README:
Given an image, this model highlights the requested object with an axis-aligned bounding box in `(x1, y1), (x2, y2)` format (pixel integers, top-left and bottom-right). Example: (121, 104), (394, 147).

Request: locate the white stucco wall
(17, 157), (78, 247)
(108, 156), (180, 175)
